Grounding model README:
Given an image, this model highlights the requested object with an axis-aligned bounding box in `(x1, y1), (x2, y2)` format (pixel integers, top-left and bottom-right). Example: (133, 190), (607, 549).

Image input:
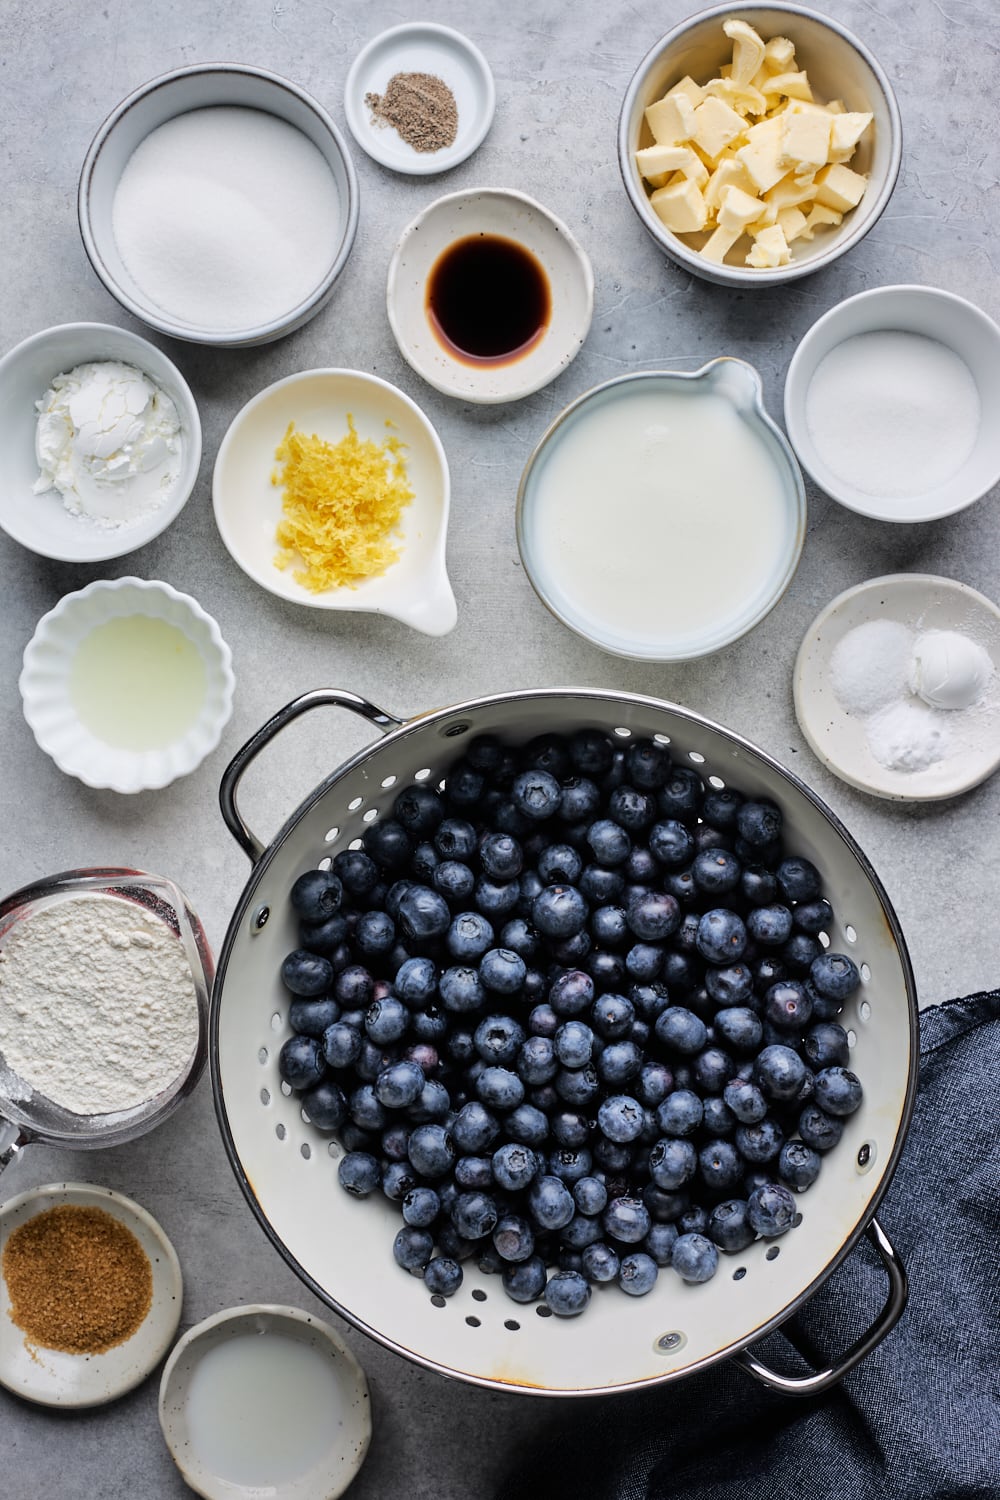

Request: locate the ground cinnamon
(2, 1204), (153, 1354)
(365, 72), (458, 153)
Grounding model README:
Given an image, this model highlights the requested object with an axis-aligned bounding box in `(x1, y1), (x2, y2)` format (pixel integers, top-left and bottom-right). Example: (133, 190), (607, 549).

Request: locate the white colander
(211, 687), (917, 1398)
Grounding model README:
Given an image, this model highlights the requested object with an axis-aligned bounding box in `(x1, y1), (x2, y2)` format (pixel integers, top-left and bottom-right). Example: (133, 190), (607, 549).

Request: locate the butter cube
(705, 77), (767, 117)
(644, 92), (697, 145)
(776, 205), (809, 242)
(762, 71), (814, 102)
(779, 110), (830, 174)
(636, 143), (696, 185)
(723, 17), (766, 87)
(649, 177), (709, 233)
(763, 36), (796, 73)
(704, 157), (758, 212)
(674, 146), (710, 187)
(668, 75), (706, 108)
(764, 171), (820, 212)
(691, 96), (747, 160)
(735, 116), (786, 193)
(829, 111), (873, 160)
(746, 224), (791, 267)
(800, 202), (843, 239)
(718, 185), (765, 232)
(700, 223), (744, 263)
(814, 162), (867, 211)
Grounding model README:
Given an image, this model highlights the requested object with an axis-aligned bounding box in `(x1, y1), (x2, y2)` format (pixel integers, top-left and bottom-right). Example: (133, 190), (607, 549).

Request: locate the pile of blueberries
(277, 729), (864, 1319)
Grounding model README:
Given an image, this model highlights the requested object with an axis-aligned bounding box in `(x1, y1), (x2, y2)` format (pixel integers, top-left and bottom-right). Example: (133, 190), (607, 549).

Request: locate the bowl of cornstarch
(79, 65), (360, 347)
(784, 285), (1000, 522)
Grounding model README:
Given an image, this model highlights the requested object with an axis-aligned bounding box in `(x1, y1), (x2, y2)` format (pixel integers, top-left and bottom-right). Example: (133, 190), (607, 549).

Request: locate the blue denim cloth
(497, 990), (1000, 1500)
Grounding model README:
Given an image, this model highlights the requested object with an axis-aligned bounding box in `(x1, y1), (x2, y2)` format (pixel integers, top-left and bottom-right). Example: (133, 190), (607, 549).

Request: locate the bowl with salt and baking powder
(784, 285), (1000, 522)
(79, 64), (359, 347)
(0, 322), (201, 563)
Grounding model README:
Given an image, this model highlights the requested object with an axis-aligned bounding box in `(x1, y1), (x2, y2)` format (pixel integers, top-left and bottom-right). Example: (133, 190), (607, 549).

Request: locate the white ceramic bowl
(517, 359), (805, 660)
(19, 577), (235, 793)
(794, 573), (1000, 801)
(213, 368), (456, 635)
(618, 2), (901, 286)
(784, 285), (1000, 522)
(0, 322), (201, 563)
(387, 188), (594, 403)
(0, 1182), (183, 1408)
(158, 1304), (371, 1500)
(344, 22), (495, 175)
(79, 64), (359, 347)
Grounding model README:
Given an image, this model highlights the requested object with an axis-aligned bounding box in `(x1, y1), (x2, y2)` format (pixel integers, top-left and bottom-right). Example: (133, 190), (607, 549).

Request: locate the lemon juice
(70, 614), (206, 750)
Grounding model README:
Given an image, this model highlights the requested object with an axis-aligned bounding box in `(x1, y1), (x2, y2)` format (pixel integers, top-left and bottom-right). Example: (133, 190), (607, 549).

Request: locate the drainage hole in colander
(614, 726), (631, 738)
(430, 1295), (447, 1309)
(857, 1142), (876, 1173)
(860, 1000), (872, 1021)
(792, 1212), (803, 1228)
(348, 796), (364, 811)
(471, 1289), (487, 1303)
(258, 1047), (268, 1065)
(860, 963), (871, 982)
(380, 776), (397, 789)
(689, 751), (705, 764)
(300, 1143), (311, 1161)
(504, 1320), (520, 1332)
(317, 856), (332, 871)
(654, 1332), (686, 1355)
(536, 1305), (553, 1319)
(818, 930), (831, 949)
(733, 1267), (747, 1281)
(324, 826), (340, 843)
(654, 733), (671, 745)
(465, 1316), (481, 1328)
(260, 1087), (270, 1106)
(847, 1029), (857, 1048)
(845, 925), (858, 943)
(765, 1246), (780, 1261)
(414, 767), (432, 781)
(708, 774), (725, 789)
(280, 1080), (292, 1096)
(300, 1107), (311, 1124)
(270, 1012), (282, 1033)
(275, 1123), (286, 1141)
(348, 837), (363, 850)
(443, 722), (470, 739)
(363, 809), (379, 823)
(327, 1141), (342, 1160)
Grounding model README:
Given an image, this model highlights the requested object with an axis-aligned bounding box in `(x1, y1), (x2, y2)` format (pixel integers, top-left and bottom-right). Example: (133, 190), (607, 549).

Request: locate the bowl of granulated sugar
(79, 65), (360, 347)
(784, 285), (1000, 522)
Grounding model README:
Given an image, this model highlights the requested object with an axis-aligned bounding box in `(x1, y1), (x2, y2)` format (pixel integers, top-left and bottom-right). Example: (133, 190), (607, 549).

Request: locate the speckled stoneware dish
(0, 1182), (183, 1408)
(158, 1304), (372, 1500)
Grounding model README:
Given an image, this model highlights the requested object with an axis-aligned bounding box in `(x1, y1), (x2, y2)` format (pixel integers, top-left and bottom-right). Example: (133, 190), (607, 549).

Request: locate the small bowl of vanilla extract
(386, 188), (594, 403)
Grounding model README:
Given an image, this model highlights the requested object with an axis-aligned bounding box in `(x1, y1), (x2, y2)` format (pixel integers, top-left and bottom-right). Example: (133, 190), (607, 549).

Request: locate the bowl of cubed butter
(618, 2), (901, 285)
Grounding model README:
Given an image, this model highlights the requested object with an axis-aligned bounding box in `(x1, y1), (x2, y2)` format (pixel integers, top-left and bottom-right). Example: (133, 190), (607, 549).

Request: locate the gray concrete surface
(1, 0), (998, 1495)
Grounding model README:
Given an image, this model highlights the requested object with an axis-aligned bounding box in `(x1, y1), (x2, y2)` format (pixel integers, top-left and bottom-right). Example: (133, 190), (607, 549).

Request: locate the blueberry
(698, 1140), (744, 1193)
(776, 856), (822, 904)
(554, 1064), (600, 1107)
(503, 1255), (548, 1303)
(446, 761), (486, 809)
(298, 911), (350, 956)
(409, 1079), (451, 1123)
(625, 944), (663, 982)
(747, 1182), (797, 1237)
(392, 784), (444, 836)
(722, 1077), (768, 1124)
(407, 1124), (455, 1179)
(516, 1035), (557, 1086)
(585, 818), (632, 866)
(735, 1118), (785, 1164)
(590, 905), (629, 948)
(597, 1094), (644, 1143)
(500, 917), (541, 960)
(803, 1022), (851, 1070)
(648, 819), (695, 869)
(424, 1257), (463, 1297)
(511, 769), (562, 821)
(619, 1251), (658, 1297)
(559, 778), (602, 823)
(657, 767), (703, 821)
(528, 1175), (576, 1231)
(736, 800), (783, 848)
(290, 869), (344, 923)
(476, 1066), (525, 1111)
(537, 843), (583, 886)
(349, 1083), (388, 1132)
(451, 1101), (499, 1153)
(334, 965), (375, 1010)
(678, 1204), (710, 1237)
(764, 980), (814, 1032)
(452, 1191), (499, 1240)
(579, 864), (626, 904)
(692, 848), (742, 895)
(672, 1232), (719, 1283)
(708, 1198), (754, 1253)
(586, 950), (627, 991)
(643, 1221), (679, 1266)
(447, 912), (495, 962)
(595, 1041), (644, 1089)
(278, 1034), (326, 1090)
(630, 983), (672, 1022)
(479, 830), (524, 881)
(554, 1020), (595, 1069)
(754, 1044), (808, 1102)
(338, 1151), (380, 1197)
(746, 904), (794, 947)
(506, 1104), (549, 1147)
(301, 1080), (347, 1131)
(626, 739), (672, 789)
(778, 1140), (822, 1190)
(603, 1197), (651, 1244)
(381, 1161), (418, 1202)
(478, 948), (527, 995)
(363, 819), (412, 870)
(560, 1212), (603, 1249)
(289, 996), (340, 1038)
(544, 1270), (592, 1317)
(434, 860), (476, 904)
(551, 1110), (590, 1149)
(713, 1007), (764, 1055)
(655, 1007), (708, 1056)
(491, 1141), (539, 1192)
(593, 1137), (634, 1172)
(473, 1013), (525, 1067)
(793, 899), (835, 936)
(569, 729), (615, 777)
(813, 1066), (863, 1116)
(322, 1020), (363, 1070)
(649, 1137), (697, 1190)
(493, 1214), (535, 1263)
(797, 1103), (844, 1152)
(627, 890), (681, 942)
(410, 843), (440, 883)
(782, 933), (822, 975)
(393, 1225), (434, 1273)
(810, 952), (861, 1002)
(281, 949), (334, 998)
(693, 1046), (736, 1095)
(697, 909), (748, 965)
(656, 1089), (704, 1138)
(608, 785), (656, 831)
(439, 966), (486, 1014)
(365, 996), (409, 1045)
(643, 1183), (689, 1224)
(573, 1176), (608, 1216)
(374, 1060), (425, 1109)
(581, 1242), (620, 1283)
(702, 787), (743, 830)
(402, 1186), (440, 1227)
(436, 1224), (476, 1262)
(532, 885), (589, 939)
(474, 876), (521, 920)
(332, 849), (379, 896)
(435, 818), (478, 861)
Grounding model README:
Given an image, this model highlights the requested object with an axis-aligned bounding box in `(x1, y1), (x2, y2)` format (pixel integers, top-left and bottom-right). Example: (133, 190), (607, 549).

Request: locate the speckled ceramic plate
(793, 573), (1000, 801)
(344, 23), (495, 175)
(158, 1304), (371, 1500)
(0, 1182), (183, 1408)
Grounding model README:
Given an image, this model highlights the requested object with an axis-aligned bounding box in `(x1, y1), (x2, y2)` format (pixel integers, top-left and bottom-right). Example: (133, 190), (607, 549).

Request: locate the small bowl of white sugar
(0, 321), (201, 563)
(784, 284), (1000, 522)
(79, 64), (359, 347)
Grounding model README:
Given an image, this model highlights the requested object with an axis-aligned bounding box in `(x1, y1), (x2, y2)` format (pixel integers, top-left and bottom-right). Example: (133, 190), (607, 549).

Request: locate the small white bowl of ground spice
(0, 1182), (182, 1408)
(344, 22), (495, 175)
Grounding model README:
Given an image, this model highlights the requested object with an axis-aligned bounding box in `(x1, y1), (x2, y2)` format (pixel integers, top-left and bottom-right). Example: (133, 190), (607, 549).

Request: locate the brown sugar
(365, 72), (458, 153)
(2, 1204), (153, 1354)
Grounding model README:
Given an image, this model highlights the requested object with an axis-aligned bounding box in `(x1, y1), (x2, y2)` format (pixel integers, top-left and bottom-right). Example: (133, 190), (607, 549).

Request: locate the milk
(69, 614), (206, 750)
(523, 382), (796, 656)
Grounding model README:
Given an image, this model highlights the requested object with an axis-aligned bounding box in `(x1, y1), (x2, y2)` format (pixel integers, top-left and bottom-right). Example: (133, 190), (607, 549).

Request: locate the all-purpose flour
(0, 893), (198, 1116)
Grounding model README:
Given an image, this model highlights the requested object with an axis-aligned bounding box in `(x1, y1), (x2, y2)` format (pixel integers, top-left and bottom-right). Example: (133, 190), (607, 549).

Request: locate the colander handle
(0, 1116), (30, 1176)
(219, 689), (403, 863)
(733, 1218), (907, 1396)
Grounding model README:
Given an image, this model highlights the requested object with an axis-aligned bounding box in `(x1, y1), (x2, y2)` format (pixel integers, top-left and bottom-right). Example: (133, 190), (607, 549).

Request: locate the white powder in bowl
(0, 893), (199, 1116)
(112, 106), (343, 332)
(830, 619), (914, 715)
(866, 699), (952, 772)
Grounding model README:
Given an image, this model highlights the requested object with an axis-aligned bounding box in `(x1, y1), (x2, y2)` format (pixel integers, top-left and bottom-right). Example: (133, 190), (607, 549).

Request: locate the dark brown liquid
(426, 234), (551, 365)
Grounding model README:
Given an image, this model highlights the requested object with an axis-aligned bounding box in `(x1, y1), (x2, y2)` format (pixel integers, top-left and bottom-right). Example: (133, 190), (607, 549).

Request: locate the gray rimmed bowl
(618, 2), (901, 286)
(79, 64), (359, 348)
